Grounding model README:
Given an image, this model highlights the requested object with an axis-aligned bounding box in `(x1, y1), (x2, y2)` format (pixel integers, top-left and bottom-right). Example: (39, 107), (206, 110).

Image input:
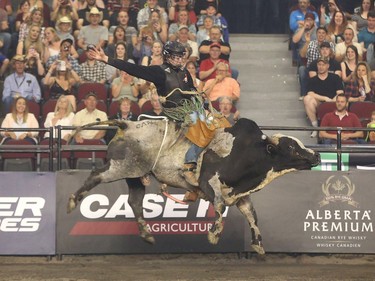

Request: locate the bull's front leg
(126, 178), (155, 244)
(207, 200), (225, 245)
(236, 196), (265, 255)
(67, 167), (106, 213)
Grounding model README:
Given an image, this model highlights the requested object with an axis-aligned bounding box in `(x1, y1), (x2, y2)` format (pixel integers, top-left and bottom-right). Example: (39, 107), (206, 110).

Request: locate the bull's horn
(269, 134), (282, 146)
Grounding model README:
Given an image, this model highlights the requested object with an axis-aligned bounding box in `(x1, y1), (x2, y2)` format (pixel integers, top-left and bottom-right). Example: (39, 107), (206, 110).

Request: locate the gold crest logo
(319, 175), (359, 207)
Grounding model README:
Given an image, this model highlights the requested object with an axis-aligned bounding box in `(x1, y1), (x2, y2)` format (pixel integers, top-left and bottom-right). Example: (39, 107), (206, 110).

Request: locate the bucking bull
(67, 117), (320, 254)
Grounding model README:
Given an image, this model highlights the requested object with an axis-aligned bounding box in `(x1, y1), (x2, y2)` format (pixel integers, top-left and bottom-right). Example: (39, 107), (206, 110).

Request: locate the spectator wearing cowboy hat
(76, 0), (110, 30)
(77, 7), (109, 53)
(56, 16), (75, 46)
(2, 55), (41, 114)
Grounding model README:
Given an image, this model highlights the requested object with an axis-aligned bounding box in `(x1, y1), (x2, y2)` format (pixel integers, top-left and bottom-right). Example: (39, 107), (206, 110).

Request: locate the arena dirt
(1, 253), (375, 281)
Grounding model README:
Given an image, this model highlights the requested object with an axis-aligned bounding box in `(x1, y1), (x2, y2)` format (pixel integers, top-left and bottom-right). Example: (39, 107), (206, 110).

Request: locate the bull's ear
(266, 144), (277, 154)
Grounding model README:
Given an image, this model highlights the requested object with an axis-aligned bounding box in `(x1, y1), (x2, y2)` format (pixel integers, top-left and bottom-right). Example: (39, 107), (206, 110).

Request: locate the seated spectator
(143, 93), (164, 116)
(168, 9), (197, 42)
(319, 94), (365, 144)
(69, 0), (105, 11)
(196, 4), (229, 42)
(77, 7), (109, 53)
(198, 25), (230, 62)
(194, 0), (223, 18)
(137, 0), (168, 30)
(24, 42), (45, 81)
(55, 16), (76, 47)
(107, 0), (138, 27)
(108, 10), (138, 47)
(106, 26), (129, 59)
(199, 42), (230, 82)
(15, 1), (31, 34)
(185, 60), (203, 92)
(218, 96), (239, 126)
(340, 45), (359, 83)
(365, 110), (375, 142)
(18, 7), (46, 44)
(141, 40), (163, 66)
(76, 0), (110, 32)
(2, 55), (41, 114)
(43, 95), (75, 141)
(44, 59), (80, 110)
(106, 41), (135, 83)
(146, 8), (168, 44)
(111, 70), (140, 102)
(308, 41), (341, 78)
(203, 62), (240, 101)
(319, 0), (342, 27)
(351, 0), (373, 32)
(46, 38), (81, 75)
(0, 96), (39, 144)
(292, 12), (317, 67)
(169, 0), (197, 24)
(196, 15), (214, 46)
(358, 10), (375, 50)
(79, 47), (107, 84)
(289, 0), (319, 65)
(326, 10), (357, 44)
(16, 23), (44, 58)
(335, 27), (363, 62)
(43, 27), (62, 63)
(176, 25), (198, 63)
(345, 61), (375, 102)
(106, 97), (137, 143)
(0, 7), (10, 58)
(304, 56), (344, 138)
(50, 0), (79, 24)
(72, 91), (108, 143)
(133, 26), (155, 64)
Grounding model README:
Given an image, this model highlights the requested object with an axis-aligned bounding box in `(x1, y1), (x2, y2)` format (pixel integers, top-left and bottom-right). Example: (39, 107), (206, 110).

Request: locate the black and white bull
(67, 118), (320, 254)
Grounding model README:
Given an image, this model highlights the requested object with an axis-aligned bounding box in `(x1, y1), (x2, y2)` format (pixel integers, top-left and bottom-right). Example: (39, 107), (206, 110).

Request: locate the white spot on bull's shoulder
(208, 131), (235, 158)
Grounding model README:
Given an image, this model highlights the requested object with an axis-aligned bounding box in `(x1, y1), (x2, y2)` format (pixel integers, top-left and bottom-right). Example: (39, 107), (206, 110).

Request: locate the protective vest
(159, 64), (194, 108)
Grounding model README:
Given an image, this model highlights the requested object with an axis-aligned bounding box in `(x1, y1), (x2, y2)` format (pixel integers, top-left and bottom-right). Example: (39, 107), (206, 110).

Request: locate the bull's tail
(68, 120), (128, 143)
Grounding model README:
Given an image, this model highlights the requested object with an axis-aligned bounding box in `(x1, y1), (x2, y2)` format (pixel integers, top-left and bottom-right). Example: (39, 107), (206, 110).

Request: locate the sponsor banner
(250, 171), (375, 253)
(0, 172), (56, 255)
(56, 171), (245, 254)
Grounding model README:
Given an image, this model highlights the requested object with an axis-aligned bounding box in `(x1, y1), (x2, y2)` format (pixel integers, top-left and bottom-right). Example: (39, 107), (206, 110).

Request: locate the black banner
(56, 171), (245, 254)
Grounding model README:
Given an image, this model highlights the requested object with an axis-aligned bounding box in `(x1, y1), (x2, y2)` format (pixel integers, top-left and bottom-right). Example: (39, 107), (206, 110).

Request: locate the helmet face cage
(163, 41), (186, 62)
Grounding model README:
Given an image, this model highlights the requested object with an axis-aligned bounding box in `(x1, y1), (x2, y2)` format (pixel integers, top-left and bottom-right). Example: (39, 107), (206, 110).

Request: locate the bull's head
(266, 134), (320, 171)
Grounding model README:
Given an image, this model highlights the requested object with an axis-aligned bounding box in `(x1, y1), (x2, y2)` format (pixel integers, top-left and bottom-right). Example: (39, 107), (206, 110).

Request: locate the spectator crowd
(0, 0), (243, 170)
(290, 0), (375, 143)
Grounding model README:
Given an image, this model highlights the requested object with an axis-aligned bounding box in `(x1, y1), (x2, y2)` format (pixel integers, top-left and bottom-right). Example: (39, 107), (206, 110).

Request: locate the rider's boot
(182, 163), (199, 187)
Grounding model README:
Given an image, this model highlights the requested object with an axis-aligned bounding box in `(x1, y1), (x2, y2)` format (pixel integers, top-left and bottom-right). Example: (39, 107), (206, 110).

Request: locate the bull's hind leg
(67, 166), (106, 213)
(236, 196), (265, 255)
(127, 178), (155, 244)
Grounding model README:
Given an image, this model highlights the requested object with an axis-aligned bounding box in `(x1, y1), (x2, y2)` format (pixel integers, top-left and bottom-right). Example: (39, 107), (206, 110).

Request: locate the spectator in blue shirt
(358, 10), (375, 49)
(2, 55), (41, 114)
(289, 0), (319, 33)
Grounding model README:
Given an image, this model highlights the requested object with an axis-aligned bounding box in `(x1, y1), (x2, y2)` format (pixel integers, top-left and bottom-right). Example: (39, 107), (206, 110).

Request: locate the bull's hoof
(208, 231), (220, 245)
(251, 241), (265, 255)
(141, 234), (155, 245)
(67, 194), (77, 214)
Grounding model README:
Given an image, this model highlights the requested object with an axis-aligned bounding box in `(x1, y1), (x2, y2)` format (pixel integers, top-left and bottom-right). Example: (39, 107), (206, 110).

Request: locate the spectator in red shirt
(319, 93), (365, 144)
(198, 42), (230, 81)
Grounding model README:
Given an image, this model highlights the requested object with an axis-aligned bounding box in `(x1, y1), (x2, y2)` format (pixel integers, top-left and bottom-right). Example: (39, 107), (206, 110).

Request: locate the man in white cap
(2, 55), (41, 114)
(77, 7), (109, 53)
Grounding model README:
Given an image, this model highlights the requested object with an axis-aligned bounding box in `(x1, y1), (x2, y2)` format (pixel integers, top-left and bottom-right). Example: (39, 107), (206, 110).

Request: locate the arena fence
(0, 125), (374, 256)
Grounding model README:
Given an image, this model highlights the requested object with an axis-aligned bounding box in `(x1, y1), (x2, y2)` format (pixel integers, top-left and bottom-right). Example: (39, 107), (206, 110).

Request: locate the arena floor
(1, 253), (375, 281)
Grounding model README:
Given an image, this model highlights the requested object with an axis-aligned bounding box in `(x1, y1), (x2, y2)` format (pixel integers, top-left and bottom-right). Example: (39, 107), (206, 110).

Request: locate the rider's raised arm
(107, 57), (165, 86)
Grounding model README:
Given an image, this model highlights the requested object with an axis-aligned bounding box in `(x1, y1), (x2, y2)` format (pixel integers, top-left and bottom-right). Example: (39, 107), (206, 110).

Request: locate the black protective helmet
(163, 41), (186, 60)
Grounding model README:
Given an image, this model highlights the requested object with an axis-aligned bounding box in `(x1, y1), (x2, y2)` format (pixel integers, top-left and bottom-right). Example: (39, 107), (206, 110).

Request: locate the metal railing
(0, 125), (374, 171)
